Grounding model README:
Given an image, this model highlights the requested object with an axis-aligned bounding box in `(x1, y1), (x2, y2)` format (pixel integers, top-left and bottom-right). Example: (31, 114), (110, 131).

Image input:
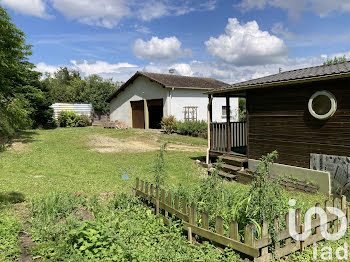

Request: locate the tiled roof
(140, 72), (228, 89)
(209, 61), (350, 94)
(107, 71), (228, 102)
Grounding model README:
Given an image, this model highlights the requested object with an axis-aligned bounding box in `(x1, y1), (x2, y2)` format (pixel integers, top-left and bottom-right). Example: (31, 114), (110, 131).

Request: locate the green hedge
(161, 116), (207, 138)
(58, 111), (91, 127)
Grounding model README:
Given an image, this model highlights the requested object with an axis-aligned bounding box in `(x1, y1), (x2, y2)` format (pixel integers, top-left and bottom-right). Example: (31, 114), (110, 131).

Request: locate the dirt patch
(73, 207), (95, 221)
(9, 141), (31, 152)
(14, 203), (40, 262)
(87, 134), (206, 153)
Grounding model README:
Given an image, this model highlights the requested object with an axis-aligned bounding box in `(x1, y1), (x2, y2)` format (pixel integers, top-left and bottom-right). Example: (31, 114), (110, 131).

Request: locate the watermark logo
(288, 199), (347, 241)
(288, 199), (348, 260)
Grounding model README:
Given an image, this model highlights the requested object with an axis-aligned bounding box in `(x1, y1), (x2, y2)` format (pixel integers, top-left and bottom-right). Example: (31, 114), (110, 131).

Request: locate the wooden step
(219, 155), (248, 167)
(208, 168), (237, 180)
(219, 163), (242, 174)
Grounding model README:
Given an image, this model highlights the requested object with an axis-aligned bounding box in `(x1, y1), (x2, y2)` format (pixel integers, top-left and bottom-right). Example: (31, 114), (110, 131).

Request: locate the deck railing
(211, 121), (247, 152)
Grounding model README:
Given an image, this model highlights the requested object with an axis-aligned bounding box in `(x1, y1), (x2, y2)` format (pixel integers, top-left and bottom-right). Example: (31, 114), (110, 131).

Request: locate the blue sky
(2, 0), (350, 83)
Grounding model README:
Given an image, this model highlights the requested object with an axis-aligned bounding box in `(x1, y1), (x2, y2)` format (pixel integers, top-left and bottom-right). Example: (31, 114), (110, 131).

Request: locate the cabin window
(183, 106), (198, 121)
(308, 91), (337, 120)
(222, 106), (227, 117)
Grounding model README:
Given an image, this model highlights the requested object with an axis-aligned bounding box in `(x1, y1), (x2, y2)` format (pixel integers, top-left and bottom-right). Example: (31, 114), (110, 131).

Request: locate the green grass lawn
(0, 127), (207, 199)
(0, 127), (340, 261)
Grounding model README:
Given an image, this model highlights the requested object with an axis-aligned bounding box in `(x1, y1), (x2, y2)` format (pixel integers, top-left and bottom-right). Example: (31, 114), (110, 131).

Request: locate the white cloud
(238, 0), (350, 20)
(205, 18), (288, 66)
(133, 36), (192, 62)
(171, 64), (194, 76)
(0, 0), (49, 18)
(35, 62), (59, 75)
(50, 0), (130, 29)
(70, 60), (138, 76)
(4, 0), (216, 28)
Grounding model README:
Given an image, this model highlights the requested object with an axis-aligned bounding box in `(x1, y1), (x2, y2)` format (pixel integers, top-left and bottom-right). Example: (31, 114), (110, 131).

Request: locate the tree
(323, 55), (347, 66)
(46, 68), (121, 115)
(0, 5), (54, 137)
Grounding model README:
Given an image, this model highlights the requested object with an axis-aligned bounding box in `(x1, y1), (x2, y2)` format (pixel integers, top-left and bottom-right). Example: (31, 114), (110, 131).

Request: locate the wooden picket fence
(133, 178), (349, 262)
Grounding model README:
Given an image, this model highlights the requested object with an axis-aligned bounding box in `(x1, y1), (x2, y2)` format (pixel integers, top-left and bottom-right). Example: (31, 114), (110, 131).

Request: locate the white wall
(110, 76), (239, 126)
(110, 76), (168, 126)
(212, 97), (239, 123)
(170, 89), (239, 122)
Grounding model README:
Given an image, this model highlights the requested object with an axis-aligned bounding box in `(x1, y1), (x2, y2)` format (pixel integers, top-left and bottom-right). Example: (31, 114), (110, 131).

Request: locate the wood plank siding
(247, 78), (350, 168)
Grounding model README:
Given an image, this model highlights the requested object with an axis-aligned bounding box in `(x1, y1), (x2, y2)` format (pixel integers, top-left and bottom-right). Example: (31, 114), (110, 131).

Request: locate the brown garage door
(131, 101), (145, 128)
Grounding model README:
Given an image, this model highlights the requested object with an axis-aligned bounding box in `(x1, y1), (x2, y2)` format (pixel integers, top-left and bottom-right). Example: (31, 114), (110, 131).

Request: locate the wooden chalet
(206, 62), (350, 194)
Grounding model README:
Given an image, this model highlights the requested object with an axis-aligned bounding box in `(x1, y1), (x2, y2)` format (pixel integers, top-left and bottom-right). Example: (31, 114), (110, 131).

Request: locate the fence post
(229, 221), (239, 241)
(150, 184), (154, 198)
(296, 209), (304, 252)
(182, 199), (188, 217)
(334, 198), (341, 232)
(216, 216), (224, 235)
(261, 221), (269, 256)
(274, 217), (280, 250)
(315, 203), (321, 235)
(244, 224), (255, 247)
(140, 180), (144, 192)
(285, 213), (291, 247)
(202, 212), (209, 230)
(325, 200), (331, 232)
(175, 196), (179, 210)
(188, 227), (193, 243)
(155, 199), (160, 216)
(135, 178), (139, 189)
(189, 203), (196, 225)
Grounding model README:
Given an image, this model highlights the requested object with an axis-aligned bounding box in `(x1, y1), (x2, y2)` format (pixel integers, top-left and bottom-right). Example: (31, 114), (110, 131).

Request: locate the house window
(308, 90), (337, 120)
(183, 106), (198, 121)
(222, 106), (227, 117)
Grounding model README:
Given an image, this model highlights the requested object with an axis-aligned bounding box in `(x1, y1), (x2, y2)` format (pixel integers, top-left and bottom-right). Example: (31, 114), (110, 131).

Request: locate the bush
(177, 120), (207, 138)
(58, 111), (91, 127)
(161, 115), (177, 134)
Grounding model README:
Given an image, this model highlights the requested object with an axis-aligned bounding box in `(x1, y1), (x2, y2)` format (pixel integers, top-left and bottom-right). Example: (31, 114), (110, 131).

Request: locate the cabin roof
(107, 71), (228, 102)
(207, 61), (350, 95)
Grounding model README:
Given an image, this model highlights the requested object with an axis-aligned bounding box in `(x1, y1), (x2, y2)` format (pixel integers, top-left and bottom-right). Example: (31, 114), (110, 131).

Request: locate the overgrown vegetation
(58, 111), (91, 127)
(0, 210), (22, 262)
(323, 55), (347, 65)
(153, 143), (168, 188)
(29, 192), (242, 261)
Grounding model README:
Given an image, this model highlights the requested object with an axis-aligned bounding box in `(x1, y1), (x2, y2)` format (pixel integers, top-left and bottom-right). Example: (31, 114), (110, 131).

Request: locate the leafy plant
(244, 151), (288, 243)
(177, 120), (207, 138)
(58, 111), (91, 127)
(153, 143), (168, 188)
(161, 115), (177, 134)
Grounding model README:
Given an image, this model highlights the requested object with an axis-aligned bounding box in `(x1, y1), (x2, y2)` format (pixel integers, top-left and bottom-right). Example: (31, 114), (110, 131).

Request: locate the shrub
(76, 115), (92, 127)
(177, 120), (207, 138)
(58, 111), (91, 127)
(161, 115), (177, 134)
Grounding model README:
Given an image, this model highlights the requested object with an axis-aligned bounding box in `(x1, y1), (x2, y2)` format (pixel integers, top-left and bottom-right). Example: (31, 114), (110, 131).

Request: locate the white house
(107, 71), (239, 129)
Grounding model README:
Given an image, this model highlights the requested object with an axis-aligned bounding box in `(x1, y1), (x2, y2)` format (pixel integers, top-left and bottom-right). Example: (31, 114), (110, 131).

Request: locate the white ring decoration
(308, 90), (337, 120)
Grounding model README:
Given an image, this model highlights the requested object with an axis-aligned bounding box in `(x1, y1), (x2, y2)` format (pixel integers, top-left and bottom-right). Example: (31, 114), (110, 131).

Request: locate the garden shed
(206, 62), (350, 195)
(107, 71), (239, 129)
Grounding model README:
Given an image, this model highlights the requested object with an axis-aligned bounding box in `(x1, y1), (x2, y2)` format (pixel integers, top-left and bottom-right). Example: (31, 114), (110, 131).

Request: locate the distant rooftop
(107, 71), (228, 102)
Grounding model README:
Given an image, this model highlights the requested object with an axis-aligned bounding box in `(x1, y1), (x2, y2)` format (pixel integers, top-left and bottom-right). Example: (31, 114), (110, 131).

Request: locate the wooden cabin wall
(247, 78), (350, 168)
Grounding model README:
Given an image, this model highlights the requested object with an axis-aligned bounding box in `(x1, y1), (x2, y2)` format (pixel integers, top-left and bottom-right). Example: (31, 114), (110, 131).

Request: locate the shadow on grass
(13, 130), (39, 144)
(0, 192), (25, 205)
